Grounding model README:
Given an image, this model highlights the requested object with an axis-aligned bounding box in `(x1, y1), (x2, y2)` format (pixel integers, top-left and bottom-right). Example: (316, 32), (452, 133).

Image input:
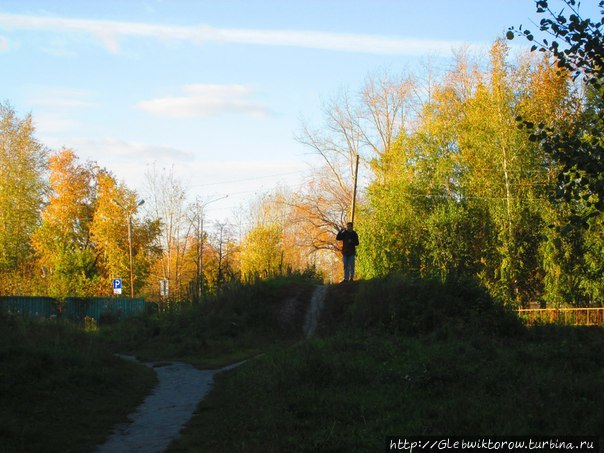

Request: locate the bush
(329, 274), (525, 338)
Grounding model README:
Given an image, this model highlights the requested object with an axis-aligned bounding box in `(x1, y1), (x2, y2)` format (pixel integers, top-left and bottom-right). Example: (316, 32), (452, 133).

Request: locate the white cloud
(68, 137), (195, 162)
(137, 84), (269, 118)
(33, 112), (80, 133)
(39, 137), (195, 195)
(0, 12), (475, 55)
(29, 89), (96, 133)
(0, 35), (8, 51)
(39, 135), (312, 221)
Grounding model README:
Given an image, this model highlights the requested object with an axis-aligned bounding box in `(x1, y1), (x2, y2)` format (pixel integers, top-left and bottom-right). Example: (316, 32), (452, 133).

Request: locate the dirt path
(96, 285), (327, 452)
(96, 358), (245, 453)
(303, 284), (327, 338)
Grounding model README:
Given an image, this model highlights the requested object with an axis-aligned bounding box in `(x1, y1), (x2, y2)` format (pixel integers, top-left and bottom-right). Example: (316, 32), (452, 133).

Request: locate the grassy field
(0, 277), (316, 452)
(0, 314), (156, 453)
(99, 277), (317, 367)
(169, 276), (604, 452)
(2, 275), (602, 452)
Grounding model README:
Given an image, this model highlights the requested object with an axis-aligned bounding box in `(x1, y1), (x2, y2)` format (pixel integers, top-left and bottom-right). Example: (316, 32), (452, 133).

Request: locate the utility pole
(216, 221), (226, 290)
(112, 198), (145, 298)
(350, 153), (360, 225)
(194, 200), (204, 303)
(193, 195), (228, 302)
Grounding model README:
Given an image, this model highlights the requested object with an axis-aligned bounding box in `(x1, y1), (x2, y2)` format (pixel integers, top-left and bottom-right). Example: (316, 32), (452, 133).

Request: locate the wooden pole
(127, 214), (134, 298)
(350, 153), (360, 225)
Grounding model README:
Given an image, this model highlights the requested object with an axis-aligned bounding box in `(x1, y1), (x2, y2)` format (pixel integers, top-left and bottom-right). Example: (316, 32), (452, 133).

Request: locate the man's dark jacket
(336, 229), (359, 256)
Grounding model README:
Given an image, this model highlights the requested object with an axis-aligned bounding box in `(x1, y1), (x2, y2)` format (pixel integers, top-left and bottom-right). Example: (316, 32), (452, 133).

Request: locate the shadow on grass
(169, 275), (604, 452)
(0, 315), (156, 453)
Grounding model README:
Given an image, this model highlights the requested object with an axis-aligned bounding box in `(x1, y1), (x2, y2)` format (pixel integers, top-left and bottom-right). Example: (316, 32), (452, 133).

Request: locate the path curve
(97, 285), (327, 452)
(96, 357), (244, 453)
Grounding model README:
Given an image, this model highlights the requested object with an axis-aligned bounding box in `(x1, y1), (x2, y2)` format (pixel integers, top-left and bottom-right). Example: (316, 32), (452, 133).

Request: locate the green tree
(240, 223), (284, 280)
(359, 41), (581, 306)
(297, 70), (416, 280)
(0, 102), (46, 293)
(91, 170), (160, 297)
(508, 0), (604, 215)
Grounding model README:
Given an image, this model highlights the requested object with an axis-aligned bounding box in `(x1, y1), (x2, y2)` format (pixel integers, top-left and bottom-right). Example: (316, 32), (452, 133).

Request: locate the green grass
(168, 276), (604, 452)
(4, 275), (602, 452)
(0, 276), (318, 452)
(0, 314), (156, 453)
(100, 278), (316, 367)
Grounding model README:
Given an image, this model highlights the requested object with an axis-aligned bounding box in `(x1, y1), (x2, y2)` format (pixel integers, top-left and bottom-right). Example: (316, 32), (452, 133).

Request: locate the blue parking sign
(113, 278), (122, 294)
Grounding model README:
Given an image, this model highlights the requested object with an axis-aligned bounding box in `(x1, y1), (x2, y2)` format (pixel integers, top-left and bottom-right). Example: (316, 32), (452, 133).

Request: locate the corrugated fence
(0, 296), (147, 322)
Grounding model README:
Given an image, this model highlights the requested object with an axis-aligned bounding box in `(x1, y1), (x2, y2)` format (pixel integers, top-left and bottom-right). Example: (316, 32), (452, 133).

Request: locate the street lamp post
(113, 198), (145, 298)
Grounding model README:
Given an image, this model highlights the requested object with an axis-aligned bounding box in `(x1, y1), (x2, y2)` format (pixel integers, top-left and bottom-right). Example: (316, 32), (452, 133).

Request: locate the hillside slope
(169, 276), (604, 452)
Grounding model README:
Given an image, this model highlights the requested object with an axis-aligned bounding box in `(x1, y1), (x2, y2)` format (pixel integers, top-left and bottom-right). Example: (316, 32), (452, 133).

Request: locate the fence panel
(63, 297), (147, 322)
(0, 296), (147, 322)
(0, 296), (58, 318)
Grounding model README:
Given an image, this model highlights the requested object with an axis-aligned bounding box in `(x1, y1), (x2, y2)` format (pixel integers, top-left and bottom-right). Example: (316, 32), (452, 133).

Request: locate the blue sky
(0, 0), (598, 223)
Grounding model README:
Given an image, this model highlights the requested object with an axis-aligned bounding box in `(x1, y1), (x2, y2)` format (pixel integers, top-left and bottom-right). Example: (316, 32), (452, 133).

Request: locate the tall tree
(0, 102), (46, 293)
(296, 71), (416, 280)
(144, 165), (192, 300)
(508, 0), (604, 216)
(90, 170), (159, 297)
(359, 41), (584, 306)
(31, 149), (96, 298)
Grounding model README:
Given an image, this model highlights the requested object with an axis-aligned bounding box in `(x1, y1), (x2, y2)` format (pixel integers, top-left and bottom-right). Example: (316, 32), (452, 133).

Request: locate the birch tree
(0, 102), (46, 292)
(144, 165), (192, 300)
(296, 71), (416, 261)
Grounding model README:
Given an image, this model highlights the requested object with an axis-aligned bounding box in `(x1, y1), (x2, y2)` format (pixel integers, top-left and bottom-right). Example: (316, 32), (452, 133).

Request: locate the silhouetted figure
(336, 222), (359, 282)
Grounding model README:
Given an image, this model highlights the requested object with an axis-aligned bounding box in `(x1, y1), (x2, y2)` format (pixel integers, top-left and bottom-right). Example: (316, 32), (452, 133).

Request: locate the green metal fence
(0, 296), (59, 318)
(0, 296), (147, 322)
(62, 297), (147, 322)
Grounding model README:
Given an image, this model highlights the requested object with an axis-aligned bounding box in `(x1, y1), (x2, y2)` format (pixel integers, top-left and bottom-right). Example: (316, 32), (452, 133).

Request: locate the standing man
(336, 222), (359, 282)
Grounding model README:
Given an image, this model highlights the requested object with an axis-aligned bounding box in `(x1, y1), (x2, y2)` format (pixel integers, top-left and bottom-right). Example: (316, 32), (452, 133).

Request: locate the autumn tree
(31, 149), (97, 298)
(90, 170), (159, 297)
(0, 102), (46, 294)
(356, 41), (592, 306)
(240, 223), (283, 280)
(296, 71), (416, 280)
(507, 0), (604, 305)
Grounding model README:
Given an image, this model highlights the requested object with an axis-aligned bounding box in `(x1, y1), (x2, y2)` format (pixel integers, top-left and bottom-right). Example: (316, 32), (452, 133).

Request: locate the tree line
(1, 0), (602, 308)
(0, 104), (318, 301)
(294, 0), (603, 308)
